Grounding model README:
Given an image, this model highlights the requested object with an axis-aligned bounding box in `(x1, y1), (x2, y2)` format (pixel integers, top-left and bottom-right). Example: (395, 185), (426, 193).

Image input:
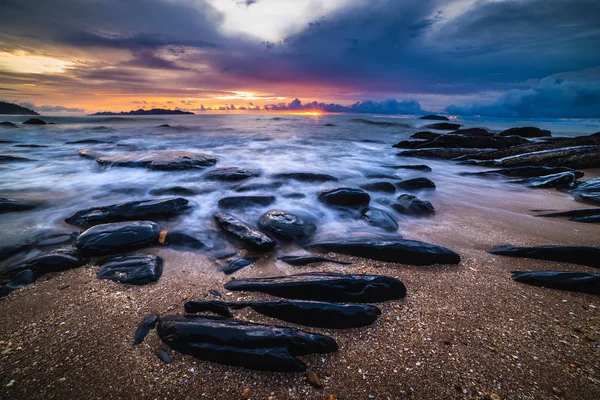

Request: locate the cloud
(262, 98), (426, 115)
(37, 105), (85, 112)
(446, 68), (600, 118)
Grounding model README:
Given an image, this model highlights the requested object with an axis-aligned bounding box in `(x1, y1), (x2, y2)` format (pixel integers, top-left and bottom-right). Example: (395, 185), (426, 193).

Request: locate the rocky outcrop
(22, 118), (46, 125)
(419, 115), (449, 121)
(318, 188), (370, 208)
(497, 127), (551, 138)
(0, 249), (86, 283)
(360, 182), (396, 193)
(398, 148), (496, 159)
(214, 212), (276, 251)
(464, 166), (580, 178)
(360, 207), (399, 231)
(0, 270), (36, 298)
(424, 122), (461, 130)
(471, 146), (600, 169)
(395, 177), (436, 191)
(258, 210), (316, 240)
(204, 167), (260, 181)
(512, 172), (577, 189)
(96, 150), (217, 171)
(76, 221), (161, 254)
(392, 194), (435, 217)
(97, 254), (163, 285)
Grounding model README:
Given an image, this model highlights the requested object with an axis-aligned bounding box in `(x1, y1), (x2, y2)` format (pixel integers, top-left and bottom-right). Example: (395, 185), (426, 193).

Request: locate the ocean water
(1, 113), (599, 261)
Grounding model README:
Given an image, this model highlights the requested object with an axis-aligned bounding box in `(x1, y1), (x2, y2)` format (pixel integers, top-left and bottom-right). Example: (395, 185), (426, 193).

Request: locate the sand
(1, 175), (599, 400)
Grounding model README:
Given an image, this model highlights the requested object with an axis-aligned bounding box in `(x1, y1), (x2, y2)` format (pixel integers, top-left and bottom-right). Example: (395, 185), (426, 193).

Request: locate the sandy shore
(1, 173), (599, 400)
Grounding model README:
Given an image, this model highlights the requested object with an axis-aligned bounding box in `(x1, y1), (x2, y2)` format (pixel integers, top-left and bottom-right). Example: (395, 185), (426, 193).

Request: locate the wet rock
(222, 257), (260, 275)
(420, 115), (449, 121)
(65, 197), (189, 227)
(448, 128), (494, 137)
(361, 207), (399, 231)
(0, 154), (34, 163)
(224, 272), (407, 302)
(157, 315), (337, 372)
(465, 166), (580, 178)
(149, 186), (198, 196)
(351, 118), (409, 127)
(204, 167), (260, 181)
(218, 196), (276, 209)
(258, 210), (317, 240)
(399, 135), (528, 150)
(96, 150), (217, 171)
(571, 215), (600, 223)
(488, 245), (600, 268)
(424, 122), (461, 130)
(78, 149), (103, 159)
(66, 139), (113, 144)
(307, 238), (460, 265)
(0, 249), (86, 283)
(76, 221), (161, 254)
(0, 197), (37, 213)
(410, 131), (442, 140)
(511, 271), (600, 295)
(214, 212), (276, 251)
(360, 182), (396, 194)
(97, 254), (163, 285)
(569, 178), (600, 204)
(163, 231), (207, 250)
(282, 193), (306, 199)
(318, 188), (370, 208)
(392, 194), (435, 217)
(23, 118), (47, 125)
(536, 208), (600, 219)
(395, 177), (436, 191)
(0, 270), (36, 298)
(13, 144), (48, 148)
(158, 124), (171, 128)
(398, 148), (496, 159)
(184, 301), (233, 317)
(228, 300), (381, 329)
(392, 140), (429, 149)
(155, 349), (173, 364)
(133, 314), (160, 345)
(0, 121), (17, 128)
(513, 172), (577, 189)
(497, 127), (551, 138)
(272, 172), (338, 182)
(469, 145), (600, 169)
(389, 164), (432, 172)
(0, 231), (79, 262)
(277, 255), (352, 266)
(234, 181), (284, 192)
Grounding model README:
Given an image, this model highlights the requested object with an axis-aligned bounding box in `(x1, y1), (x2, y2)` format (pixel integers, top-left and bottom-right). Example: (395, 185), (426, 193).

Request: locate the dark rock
(392, 194), (435, 217)
(13, 144), (48, 148)
(419, 115), (449, 121)
(465, 166), (579, 178)
(448, 128), (494, 137)
(156, 315), (337, 372)
(392, 140), (429, 149)
(324, 123), (336, 127)
(184, 301), (233, 317)
(0, 270), (36, 298)
(424, 122), (461, 130)
(318, 188), (370, 208)
(488, 245), (600, 268)
(400, 134), (529, 150)
(395, 177), (436, 191)
(214, 212), (276, 251)
(0, 197), (37, 213)
(360, 182), (396, 194)
(536, 209), (600, 219)
(572, 193), (600, 206)
(389, 164), (432, 172)
(97, 254), (163, 285)
(0, 154), (34, 162)
(66, 139), (113, 144)
(0, 231), (79, 262)
(410, 131), (442, 140)
(234, 181), (284, 192)
(155, 349), (173, 364)
(227, 300), (382, 329)
(0, 249), (86, 283)
(569, 178), (600, 205)
(282, 193), (306, 199)
(218, 196), (276, 209)
(258, 210), (316, 240)
(65, 198), (190, 227)
(468, 146), (600, 169)
(96, 150), (217, 171)
(497, 127), (551, 138)
(398, 148), (496, 159)
(307, 238), (460, 265)
(209, 289), (222, 297)
(361, 207), (399, 231)
(365, 173), (400, 180)
(512, 172), (577, 189)
(351, 118), (410, 127)
(158, 124), (171, 128)
(23, 118), (47, 125)
(277, 255), (352, 266)
(204, 167), (260, 181)
(149, 186), (198, 196)
(76, 221), (161, 254)
(224, 272), (407, 302)
(571, 215), (600, 223)
(78, 149), (103, 159)
(133, 314), (159, 345)
(0, 121), (17, 128)
(164, 231), (206, 250)
(222, 257), (260, 275)
(272, 172), (338, 182)
(512, 271), (600, 295)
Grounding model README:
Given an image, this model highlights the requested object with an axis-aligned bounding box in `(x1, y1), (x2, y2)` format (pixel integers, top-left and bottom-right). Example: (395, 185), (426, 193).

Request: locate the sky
(0, 0), (599, 117)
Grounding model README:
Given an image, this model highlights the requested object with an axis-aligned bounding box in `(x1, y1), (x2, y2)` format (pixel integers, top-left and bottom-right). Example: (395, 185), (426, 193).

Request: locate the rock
(307, 238), (460, 265)
(410, 131), (441, 140)
(419, 115), (449, 121)
(78, 149), (103, 159)
(228, 300), (381, 329)
(512, 172), (577, 189)
(361, 207), (399, 231)
(222, 257), (260, 275)
(277, 255), (352, 266)
(318, 188), (370, 208)
(488, 245), (600, 268)
(22, 118), (47, 125)
(397, 135), (529, 150)
(0, 270), (36, 298)
(204, 167), (260, 181)
(163, 231), (206, 250)
(184, 301), (234, 317)
(258, 210), (317, 240)
(469, 145), (600, 169)
(76, 221), (161, 254)
(234, 181), (284, 192)
(395, 177), (436, 191)
(282, 193), (306, 199)
(96, 150), (217, 171)
(360, 182), (396, 193)
(569, 178), (600, 204)
(218, 196), (276, 209)
(536, 209), (600, 219)
(0, 154), (34, 163)
(306, 371), (324, 388)
(465, 166), (580, 178)
(214, 212), (276, 251)
(424, 122), (461, 130)
(351, 118), (409, 127)
(573, 193), (600, 206)
(155, 349), (173, 364)
(0, 249), (86, 283)
(497, 127), (551, 138)
(156, 315), (337, 372)
(149, 186), (198, 196)
(0, 121), (17, 128)
(512, 271), (600, 295)
(448, 128), (494, 137)
(0, 197), (37, 214)
(133, 314), (160, 345)
(66, 139), (113, 144)
(13, 144), (48, 148)
(389, 164), (432, 172)
(324, 123), (336, 127)
(65, 198), (190, 226)
(392, 194), (435, 217)
(0, 231), (79, 262)
(571, 215), (600, 223)
(224, 272), (407, 302)
(272, 173), (338, 182)
(398, 148), (496, 159)
(391, 140), (430, 149)
(97, 254), (163, 285)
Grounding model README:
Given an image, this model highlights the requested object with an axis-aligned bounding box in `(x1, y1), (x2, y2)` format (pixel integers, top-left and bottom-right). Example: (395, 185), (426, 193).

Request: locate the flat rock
(0, 270), (36, 298)
(410, 131), (441, 140)
(214, 212), (276, 251)
(470, 145), (600, 169)
(513, 172), (577, 189)
(419, 115), (449, 121)
(389, 164), (432, 172)
(234, 181), (284, 192)
(97, 254), (163, 285)
(133, 314), (160, 345)
(277, 255), (351, 266)
(361, 207), (399, 231)
(360, 182), (396, 193)
(318, 188), (370, 208)
(271, 172), (338, 182)
(0, 231), (79, 262)
(512, 271), (600, 295)
(149, 186), (198, 196)
(76, 221), (161, 254)
(448, 128), (494, 137)
(465, 166), (579, 178)
(0, 154), (34, 163)
(66, 139), (113, 145)
(497, 127), (551, 138)
(395, 177), (436, 191)
(0, 249), (86, 283)
(571, 215), (600, 223)
(488, 245), (600, 268)
(204, 167), (260, 181)
(222, 257), (259, 275)
(218, 196), (276, 209)
(398, 148), (496, 159)
(0, 197), (37, 213)
(424, 122), (461, 130)
(65, 198), (190, 226)
(258, 210), (316, 240)
(572, 193), (600, 206)
(96, 150), (217, 171)
(392, 194), (435, 217)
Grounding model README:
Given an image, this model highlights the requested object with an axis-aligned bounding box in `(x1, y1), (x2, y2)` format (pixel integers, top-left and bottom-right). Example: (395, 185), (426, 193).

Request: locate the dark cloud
(261, 98), (426, 115)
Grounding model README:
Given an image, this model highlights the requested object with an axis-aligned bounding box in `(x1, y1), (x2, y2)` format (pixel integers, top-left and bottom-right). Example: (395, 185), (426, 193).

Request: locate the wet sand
(1, 174), (599, 400)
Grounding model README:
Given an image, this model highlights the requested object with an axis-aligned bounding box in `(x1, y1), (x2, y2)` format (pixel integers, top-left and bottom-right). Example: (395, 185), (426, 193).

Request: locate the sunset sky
(0, 0), (599, 117)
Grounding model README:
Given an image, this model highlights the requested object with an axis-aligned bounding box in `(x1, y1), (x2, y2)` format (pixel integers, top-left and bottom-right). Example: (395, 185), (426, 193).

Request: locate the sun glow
(0, 51), (73, 74)
(285, 111), (322, 116)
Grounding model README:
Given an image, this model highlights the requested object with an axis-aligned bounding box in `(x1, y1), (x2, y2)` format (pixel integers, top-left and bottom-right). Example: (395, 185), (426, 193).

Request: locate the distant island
(0, 101), (39, 115)
(90, 108), (195, 116)
(419, 114), (449, 121)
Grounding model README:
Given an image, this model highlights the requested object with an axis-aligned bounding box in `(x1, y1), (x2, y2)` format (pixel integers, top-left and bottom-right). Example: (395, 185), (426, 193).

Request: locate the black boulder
(97, 254), (163, 285)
